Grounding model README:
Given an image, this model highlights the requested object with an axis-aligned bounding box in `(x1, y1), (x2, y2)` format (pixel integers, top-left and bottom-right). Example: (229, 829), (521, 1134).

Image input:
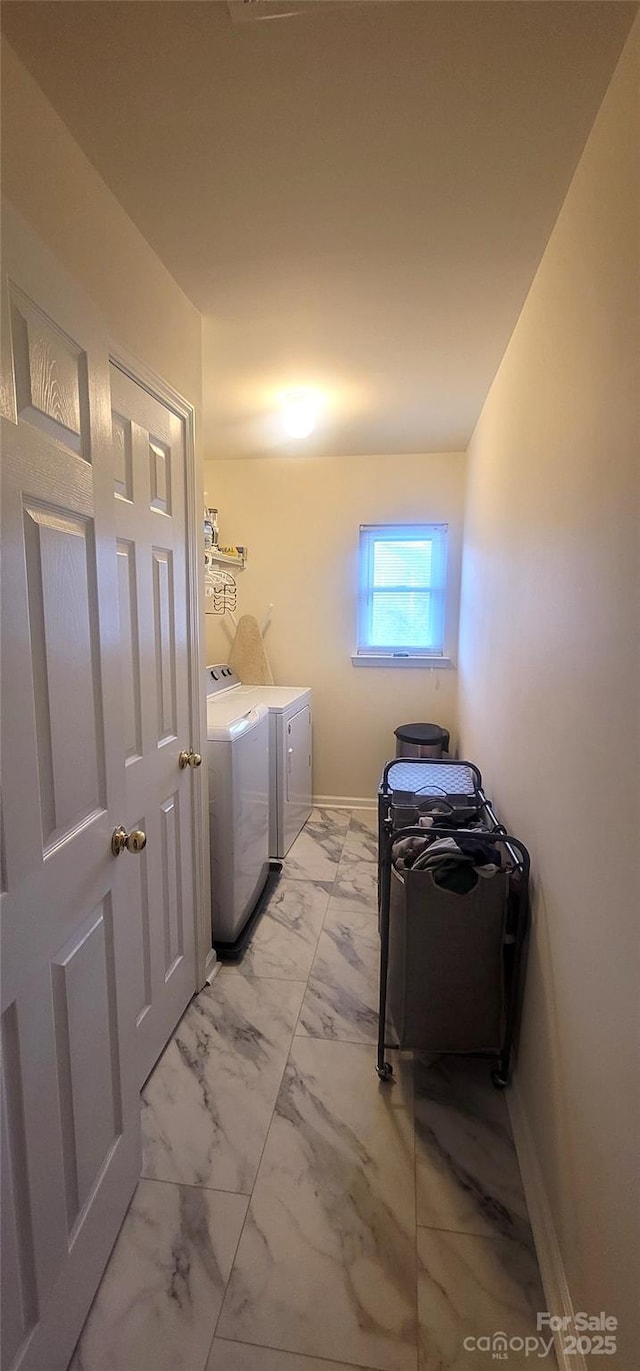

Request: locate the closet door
(0, 207), (140, 1371)
(109, 364), (197, 1087)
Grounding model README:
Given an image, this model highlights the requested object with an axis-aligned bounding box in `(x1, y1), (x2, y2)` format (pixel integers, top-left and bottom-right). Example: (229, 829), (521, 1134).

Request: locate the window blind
(357, 524), (448, 655)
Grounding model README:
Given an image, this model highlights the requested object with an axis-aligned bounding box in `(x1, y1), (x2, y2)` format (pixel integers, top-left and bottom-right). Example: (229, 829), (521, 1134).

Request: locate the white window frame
(353, 522), (454, 668)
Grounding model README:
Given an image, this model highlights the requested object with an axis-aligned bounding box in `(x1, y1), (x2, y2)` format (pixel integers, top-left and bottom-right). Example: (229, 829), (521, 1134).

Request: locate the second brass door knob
(178, 749), (203, 770)
(111, 826), (147, 856)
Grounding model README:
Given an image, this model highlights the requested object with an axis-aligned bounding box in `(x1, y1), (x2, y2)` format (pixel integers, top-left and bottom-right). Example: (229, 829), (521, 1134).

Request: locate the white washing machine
(206, 666), (312, 859)
(206, 671), (270, 946)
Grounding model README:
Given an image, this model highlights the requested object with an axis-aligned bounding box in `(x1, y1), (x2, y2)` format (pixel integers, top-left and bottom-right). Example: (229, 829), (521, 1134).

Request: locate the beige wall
(1, 43), (202, 411)
(204, 452), (466, 800)
(458, 22), (640, 1363)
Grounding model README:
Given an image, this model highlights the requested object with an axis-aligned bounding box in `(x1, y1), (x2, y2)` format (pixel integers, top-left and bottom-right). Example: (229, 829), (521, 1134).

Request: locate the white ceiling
(3, 1), (636, 457)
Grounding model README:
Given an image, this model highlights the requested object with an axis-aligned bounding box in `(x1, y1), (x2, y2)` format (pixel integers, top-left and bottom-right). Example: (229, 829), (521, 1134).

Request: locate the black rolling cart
(376, 757), (530, 1088)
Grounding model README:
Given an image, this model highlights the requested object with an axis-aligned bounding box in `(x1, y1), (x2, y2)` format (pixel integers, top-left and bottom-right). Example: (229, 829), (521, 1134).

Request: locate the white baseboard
(313, 794), (377, 810)
(203, 948), (219, 987)
(508, 1079), (587, 1371)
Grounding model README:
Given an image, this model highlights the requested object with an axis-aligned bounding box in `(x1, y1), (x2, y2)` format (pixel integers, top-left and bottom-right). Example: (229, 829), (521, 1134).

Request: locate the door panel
(112, 410), (133, 500)
(149, 436), (171, 514)
(10, 284), (90, 459)
(23, 501), (106, 841)
(51, 902), (123, 1224)
(109, 364), (196, 1086)
(152, 546), (177, 742)
(116, 539), (143, 763)
(1, 207), (140, 1371)
(1, 1005), (38, 1368)
(160, 791), (183, 974)
(126, 826), (153, 1025)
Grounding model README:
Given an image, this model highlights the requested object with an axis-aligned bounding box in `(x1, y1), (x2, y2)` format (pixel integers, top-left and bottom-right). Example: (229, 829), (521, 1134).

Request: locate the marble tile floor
(70, 807), (550, 1371)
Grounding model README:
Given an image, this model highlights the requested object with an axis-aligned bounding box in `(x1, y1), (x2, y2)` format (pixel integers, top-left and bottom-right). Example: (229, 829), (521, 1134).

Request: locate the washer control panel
(205, 664), (240, 696)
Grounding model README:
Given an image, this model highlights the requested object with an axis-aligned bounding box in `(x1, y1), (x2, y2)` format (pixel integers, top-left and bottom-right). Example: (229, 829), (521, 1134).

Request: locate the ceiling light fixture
(282, 390), (321, 439)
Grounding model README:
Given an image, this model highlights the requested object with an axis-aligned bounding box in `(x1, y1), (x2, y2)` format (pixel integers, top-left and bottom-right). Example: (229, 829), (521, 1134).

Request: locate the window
(356, 523), (448, 659)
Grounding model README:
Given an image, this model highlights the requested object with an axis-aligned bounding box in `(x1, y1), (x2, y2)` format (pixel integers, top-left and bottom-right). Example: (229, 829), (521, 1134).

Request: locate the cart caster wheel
(491, 1070), (508, 1089)
(376, 1062), (393, 1081)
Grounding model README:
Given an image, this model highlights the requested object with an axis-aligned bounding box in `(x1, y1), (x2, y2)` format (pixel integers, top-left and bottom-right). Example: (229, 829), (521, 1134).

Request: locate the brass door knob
(178, 749), (203, 769)
(111, 826), (147, 857)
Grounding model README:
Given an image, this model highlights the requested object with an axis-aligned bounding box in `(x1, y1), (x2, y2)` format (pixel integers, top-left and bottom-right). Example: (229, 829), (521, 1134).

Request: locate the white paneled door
(109, 364), (196, 1086)
(0, 208), (199, 1371)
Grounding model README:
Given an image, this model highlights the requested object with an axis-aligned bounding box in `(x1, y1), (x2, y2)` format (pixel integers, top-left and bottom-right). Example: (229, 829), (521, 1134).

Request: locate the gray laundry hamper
(386, 864), (509, 1054)
(376, 756), (531, 1087)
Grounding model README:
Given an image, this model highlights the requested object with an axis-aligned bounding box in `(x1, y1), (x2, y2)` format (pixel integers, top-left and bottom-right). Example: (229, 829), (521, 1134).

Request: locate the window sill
(351, 654), (454, 669)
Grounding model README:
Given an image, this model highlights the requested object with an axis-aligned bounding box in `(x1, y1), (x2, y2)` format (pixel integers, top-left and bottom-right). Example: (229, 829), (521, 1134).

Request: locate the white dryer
(205, 666), (312, 859)
(206, 670), (270, 946)
(241, 684), (313, 858)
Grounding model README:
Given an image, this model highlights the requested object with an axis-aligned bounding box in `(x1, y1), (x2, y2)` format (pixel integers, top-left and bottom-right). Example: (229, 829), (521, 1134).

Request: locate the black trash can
(394, 721), (449, 758)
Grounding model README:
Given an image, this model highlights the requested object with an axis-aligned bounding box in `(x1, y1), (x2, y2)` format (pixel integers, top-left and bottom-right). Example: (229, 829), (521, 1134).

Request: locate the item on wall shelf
(203, 494), (243, 563)
(203, 509), (218, 548)
(209, 545), (246, 568)
(229, 613), (274, 685)
(204, 557), (237, 615)
(203, 497), (220, 548)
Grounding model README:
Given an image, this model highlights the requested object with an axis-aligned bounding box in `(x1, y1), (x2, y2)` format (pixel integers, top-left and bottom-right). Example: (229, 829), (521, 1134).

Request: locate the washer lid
(235, 684), (312, 713)
(206, 698), (268, 740)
